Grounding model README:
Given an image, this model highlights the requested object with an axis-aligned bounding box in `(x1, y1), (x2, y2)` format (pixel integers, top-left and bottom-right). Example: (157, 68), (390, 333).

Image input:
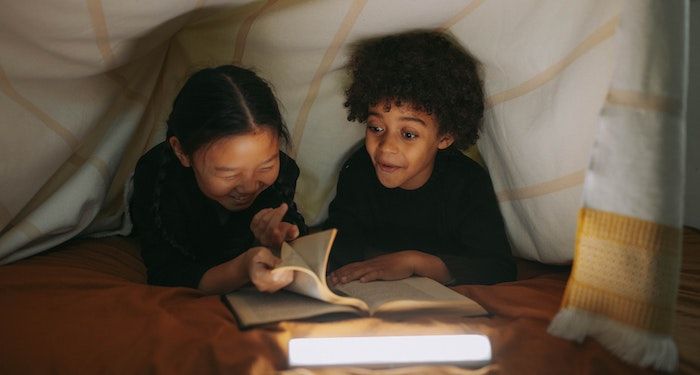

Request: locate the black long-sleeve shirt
(325, 145), (515, 285)
(129, 142), (307, 288)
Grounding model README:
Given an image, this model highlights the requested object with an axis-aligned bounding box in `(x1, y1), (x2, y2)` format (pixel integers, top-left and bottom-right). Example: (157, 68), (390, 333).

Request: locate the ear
(437, 133), (455, 150)
(168, 136), (191, 167)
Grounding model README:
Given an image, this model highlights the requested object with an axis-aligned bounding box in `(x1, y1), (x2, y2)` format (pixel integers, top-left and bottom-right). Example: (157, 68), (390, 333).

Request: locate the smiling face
(170, 128), (280, 211)
(364, 102), (454, 190)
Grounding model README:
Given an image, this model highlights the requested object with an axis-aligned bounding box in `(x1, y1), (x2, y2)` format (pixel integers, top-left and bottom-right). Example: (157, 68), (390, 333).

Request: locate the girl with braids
(326, 30), (515, 286)
(130, 65), (307, 294)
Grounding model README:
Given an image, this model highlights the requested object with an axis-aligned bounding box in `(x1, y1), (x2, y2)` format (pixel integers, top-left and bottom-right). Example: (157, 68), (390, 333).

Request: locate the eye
(367, 124), (384, 133)
(257, 160), (278, 174)
(223, 175), (240, 181)
(402, 131), (418, 140)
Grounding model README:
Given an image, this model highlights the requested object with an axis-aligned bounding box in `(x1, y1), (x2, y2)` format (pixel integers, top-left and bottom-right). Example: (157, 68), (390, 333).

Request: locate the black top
(324, 146), (515, 285)
(129, 141), (307, 288)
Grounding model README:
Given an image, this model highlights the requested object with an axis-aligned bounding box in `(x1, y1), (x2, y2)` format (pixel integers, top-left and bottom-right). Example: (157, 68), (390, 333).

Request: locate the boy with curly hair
(326, 30), (515, 286)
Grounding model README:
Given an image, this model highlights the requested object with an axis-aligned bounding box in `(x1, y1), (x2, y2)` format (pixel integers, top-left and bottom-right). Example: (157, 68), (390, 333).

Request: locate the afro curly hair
(344, 30), (485, 150)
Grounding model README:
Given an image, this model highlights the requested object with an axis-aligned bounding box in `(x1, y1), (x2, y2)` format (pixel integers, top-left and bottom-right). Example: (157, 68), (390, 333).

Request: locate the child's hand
(250, 203), (300, 249)
(246, 246), (293, 292)
(329, 251), (423, 286)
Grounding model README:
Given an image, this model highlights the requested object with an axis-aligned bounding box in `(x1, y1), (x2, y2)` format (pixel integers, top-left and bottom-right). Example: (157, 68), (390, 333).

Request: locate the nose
(236, 175), (261, 195)
(378, 134), (398, 154)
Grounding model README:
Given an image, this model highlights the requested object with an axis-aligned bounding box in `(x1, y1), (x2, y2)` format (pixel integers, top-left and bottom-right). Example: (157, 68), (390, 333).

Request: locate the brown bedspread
(1, 229), (698, 374)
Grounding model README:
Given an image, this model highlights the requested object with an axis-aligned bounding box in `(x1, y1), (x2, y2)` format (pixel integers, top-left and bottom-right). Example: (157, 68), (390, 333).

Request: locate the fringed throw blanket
(549, 1), (687, 371)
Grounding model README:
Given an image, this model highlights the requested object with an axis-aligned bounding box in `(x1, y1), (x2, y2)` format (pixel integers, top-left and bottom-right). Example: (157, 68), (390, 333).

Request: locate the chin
(375, 174), (402, 189)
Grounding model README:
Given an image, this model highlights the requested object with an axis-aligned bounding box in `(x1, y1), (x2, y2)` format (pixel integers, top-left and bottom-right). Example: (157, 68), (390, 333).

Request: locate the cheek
(365, 136), (378, 153)
(260, 167), (280, 187)
(409, 145), (436, 167)
(201, 178), (237, 197)
(246, 166), (280, 193)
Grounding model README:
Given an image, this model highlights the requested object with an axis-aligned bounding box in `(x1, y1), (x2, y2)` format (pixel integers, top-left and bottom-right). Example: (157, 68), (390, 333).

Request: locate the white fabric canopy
(0, 0), (688, 370)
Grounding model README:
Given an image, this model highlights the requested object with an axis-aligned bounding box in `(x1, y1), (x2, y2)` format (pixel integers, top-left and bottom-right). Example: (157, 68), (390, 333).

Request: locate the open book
(222, 229), (487, 328)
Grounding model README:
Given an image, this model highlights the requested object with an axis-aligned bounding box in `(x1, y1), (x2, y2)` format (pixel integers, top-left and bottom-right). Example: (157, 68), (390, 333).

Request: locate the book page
(275, 229), (369, 311)
(277, 241), (311, 270)
(275, 267), (369, 311)
(333, 277), (487, 316)
(282, 229), (337, 277)
(223, 288), (363, 327)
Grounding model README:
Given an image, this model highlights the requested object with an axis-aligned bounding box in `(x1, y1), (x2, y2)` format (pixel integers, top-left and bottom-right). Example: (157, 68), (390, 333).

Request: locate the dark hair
(153, 65), (289, 258)
(167, 65), (290, 154)
(344, 30), (485, 149)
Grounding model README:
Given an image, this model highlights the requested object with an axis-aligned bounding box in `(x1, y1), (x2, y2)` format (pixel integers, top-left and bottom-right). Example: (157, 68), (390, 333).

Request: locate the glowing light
(288, 334), (491, 368)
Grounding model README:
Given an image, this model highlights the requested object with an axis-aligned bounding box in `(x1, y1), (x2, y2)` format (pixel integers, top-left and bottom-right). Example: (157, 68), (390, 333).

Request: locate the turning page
(276, 229), (368, 310)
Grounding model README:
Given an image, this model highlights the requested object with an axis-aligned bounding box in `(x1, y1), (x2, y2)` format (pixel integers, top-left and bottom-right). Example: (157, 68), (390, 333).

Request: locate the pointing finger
(266, 203), (289, 232)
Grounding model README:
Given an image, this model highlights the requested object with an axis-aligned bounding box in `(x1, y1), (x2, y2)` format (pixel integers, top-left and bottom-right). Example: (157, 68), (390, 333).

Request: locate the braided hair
(151, 65), (290, 258)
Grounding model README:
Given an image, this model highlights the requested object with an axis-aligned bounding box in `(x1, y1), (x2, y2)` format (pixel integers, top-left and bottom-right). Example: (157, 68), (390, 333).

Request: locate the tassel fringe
(548, 308), (678, 372)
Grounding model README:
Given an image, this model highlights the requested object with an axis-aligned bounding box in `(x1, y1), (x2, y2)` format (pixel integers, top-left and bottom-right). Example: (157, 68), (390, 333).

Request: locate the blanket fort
(0, 0), (689, 371)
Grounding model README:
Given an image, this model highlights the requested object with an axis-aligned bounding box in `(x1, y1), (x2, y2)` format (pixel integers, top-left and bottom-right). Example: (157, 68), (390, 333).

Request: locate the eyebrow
(214, 154), (278, 172)
(367, 111), (427, 126)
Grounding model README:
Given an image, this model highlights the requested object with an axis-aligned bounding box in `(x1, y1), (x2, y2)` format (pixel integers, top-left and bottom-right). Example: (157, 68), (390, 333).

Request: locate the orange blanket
(1, 230), (698, 374)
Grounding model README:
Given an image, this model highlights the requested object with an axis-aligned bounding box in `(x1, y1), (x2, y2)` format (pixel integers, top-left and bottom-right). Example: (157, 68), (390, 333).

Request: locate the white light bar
(288, 334), (491, 368)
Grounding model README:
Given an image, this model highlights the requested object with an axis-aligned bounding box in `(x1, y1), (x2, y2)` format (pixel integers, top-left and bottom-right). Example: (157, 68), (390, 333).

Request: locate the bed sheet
(1, 229), (697, 374)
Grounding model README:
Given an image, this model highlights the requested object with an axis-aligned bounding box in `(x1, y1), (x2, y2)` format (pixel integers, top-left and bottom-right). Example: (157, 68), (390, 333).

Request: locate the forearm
(411, 251), (452, 284)
(198, 251), (252, 294)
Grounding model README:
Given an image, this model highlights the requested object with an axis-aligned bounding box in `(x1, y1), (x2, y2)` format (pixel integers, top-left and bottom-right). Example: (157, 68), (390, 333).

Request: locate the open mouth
(377, 162), (400, 173)
(230, 194), (254, 204)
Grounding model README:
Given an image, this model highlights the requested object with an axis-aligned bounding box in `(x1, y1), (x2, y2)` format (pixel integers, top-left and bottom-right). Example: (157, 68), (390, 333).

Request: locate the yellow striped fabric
(496, 169), (586, 202)
(563, 208), (682, 334)
(605, 89), (681, 115)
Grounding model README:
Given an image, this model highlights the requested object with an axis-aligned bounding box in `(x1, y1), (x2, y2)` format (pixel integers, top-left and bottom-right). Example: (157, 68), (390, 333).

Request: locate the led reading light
(288, 334), (491, 368)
